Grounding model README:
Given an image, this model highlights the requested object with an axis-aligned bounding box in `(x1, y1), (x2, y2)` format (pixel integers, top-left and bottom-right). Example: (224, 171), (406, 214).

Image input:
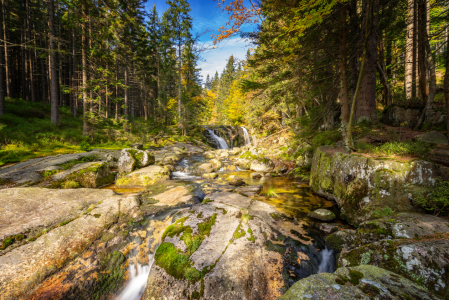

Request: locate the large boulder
(279, 265), (440, 300)
(310, 146), (441, 226)
(325, 213), (449, 252)
(51, 161), (114, 188)
(414, 131), (449, 145)
(117, 149), (136, 174)
(250, 159), (275, 173)
(116, 165), (170, 187)
(227, 175), (245, 186)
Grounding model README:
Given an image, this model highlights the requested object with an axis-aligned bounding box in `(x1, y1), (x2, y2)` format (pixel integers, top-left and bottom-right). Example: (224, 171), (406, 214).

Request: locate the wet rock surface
(279, 265), (441, 300)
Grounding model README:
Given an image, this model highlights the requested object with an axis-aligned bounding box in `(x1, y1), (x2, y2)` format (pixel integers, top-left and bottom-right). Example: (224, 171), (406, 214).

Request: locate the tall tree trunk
(355, 0), (378, 123)
(405, 0), (414, 101)
(444, 35), (449, 143)
(27, 0), (35, 103)
(412, 0), (418, 100)
(58, 0), (62, 106)
(72, 28), (77, 117)
(2, 0), (10, 98)
(378, 33), (391, 105)
(82, 0), (88, 135)
(339, 5), (349, 127)
(48, 0), (59, 124)
(178, 38), (182, 129)
(347, 0), (373, 148)
(0, 0), (4, 115)
(417, 0), (428, 103)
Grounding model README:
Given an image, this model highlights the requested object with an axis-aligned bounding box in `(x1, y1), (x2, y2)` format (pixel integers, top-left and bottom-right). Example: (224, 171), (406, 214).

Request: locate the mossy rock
(308, 208), (336, 221)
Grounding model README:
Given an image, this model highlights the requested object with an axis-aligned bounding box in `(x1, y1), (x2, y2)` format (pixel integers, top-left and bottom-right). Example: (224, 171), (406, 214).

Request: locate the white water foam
(207, 128), (229, 149)
(317, 247), (335, 273)
(241, 127), (251, 145)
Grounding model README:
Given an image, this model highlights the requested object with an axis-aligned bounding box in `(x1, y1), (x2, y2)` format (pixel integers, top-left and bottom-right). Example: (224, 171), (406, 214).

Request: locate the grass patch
(355, 141), (430, 158)
(263, 187), (279, 198)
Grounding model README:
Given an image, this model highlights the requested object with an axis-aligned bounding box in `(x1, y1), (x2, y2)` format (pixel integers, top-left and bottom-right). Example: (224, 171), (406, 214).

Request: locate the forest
(0, 0), (449, 165)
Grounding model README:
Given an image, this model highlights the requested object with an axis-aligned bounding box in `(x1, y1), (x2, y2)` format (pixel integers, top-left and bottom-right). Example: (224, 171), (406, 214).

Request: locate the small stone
(203, 173), (218, 179)
(251, 172), (263, 179)
(228, 175), (245, 186)
(308, 209), (336, 221)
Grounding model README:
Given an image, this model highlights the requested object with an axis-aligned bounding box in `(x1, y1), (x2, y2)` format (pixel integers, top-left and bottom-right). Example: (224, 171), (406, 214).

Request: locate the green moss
(335, 277), (346, 285)
(162, 217), (189, 240)
(233, 224), (246, 239)
(154, 242), (193, 280)
(197, 212), (203, 219)
(349, 270), (364, 285)
(215, 207), (227, 214)
(198, 213), (217, 237)
(360, 283), (380, 296)
(247, 227), (256, 242)
(241, 214), (253, 223)
(202, 198), (213, 204)
(59, 219), (74, 227)
(0, 237), (14, 250)
(185, 267), (201, 283)
(94, 214), (101, 218)
(270, 212), (281, 221)
(62, 180), (79, 189)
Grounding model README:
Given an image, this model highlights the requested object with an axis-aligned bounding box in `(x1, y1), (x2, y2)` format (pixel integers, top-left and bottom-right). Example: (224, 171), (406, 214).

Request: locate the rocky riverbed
(0, 142), (448, 300)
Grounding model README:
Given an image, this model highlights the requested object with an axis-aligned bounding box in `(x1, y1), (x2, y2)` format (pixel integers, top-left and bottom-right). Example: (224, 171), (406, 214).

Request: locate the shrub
(79, 141), (91, 152)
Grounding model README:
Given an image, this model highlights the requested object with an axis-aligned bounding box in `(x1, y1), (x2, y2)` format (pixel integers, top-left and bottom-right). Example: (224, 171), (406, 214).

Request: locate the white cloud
(197, 37), (251, 83)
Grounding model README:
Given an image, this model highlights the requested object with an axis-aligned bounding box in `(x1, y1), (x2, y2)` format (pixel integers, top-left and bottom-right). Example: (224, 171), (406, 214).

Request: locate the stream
(109, 150), (341, 299)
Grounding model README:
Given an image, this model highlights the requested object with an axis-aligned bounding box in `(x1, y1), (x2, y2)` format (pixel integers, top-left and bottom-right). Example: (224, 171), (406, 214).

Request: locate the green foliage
(373, 207), (395, 218)
(79, 141), (91, 152)
(414, 180), (449, 216)
(263, 187), (279, 198)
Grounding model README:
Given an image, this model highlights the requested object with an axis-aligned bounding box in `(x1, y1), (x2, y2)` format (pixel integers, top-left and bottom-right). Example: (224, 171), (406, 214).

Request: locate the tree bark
(339, 5), (349, 126)
(72, 28), (77, 117)
(82, 0), (88, 135)
(444, 35), (449, 143)
(417, 0), (428, 103)
(355, 0), (378, 123)
(178, 36), (182, 129)
(2, 0), (9, 98)
(405, 0), (414, 101)
(378, 33), (391, 105)
(48, 0), (59, 124)
(0, 0), (4, 115)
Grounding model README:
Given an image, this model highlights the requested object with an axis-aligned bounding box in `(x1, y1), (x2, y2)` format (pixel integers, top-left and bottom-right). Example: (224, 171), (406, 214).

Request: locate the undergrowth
(355, 141), (430, 158)
(414, 179), (449, 216)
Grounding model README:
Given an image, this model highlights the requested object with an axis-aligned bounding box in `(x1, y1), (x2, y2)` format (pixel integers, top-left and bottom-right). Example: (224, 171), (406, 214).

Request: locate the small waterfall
(171, 158), (200, 180)
(207, 128), (229, 149)
(317, 247), (335, 273)
(116, 213), (178, 300)
(241, 127), (251, 145)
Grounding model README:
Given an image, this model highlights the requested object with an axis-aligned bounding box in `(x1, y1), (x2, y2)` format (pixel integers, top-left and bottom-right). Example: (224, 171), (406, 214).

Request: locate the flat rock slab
(0, 188), (138, 300)
(0, 150), (114, 187)
(0, 188), (117, 242)
(234, 185), (263, 197)
(279, 265), (441, 300)
(153, 186), (196, 206)
(206, 192), (252, 209)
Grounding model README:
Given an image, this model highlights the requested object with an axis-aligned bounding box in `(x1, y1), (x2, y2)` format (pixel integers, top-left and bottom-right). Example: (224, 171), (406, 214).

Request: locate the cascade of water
(117, 214), (178, 300)
(241, 127), (251, 145)
(207, 128), (229, 149)
(317, 247), (335, 273)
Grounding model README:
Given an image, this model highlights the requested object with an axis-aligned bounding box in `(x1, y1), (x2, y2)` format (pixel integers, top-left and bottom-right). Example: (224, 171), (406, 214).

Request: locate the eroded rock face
(310, 146), (441, 226)
(142, 192), (316, 300)
(279, 265), (440, 300)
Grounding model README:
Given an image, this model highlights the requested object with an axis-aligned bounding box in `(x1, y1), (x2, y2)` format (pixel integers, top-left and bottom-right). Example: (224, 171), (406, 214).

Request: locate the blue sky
(144, 0), (257, 82)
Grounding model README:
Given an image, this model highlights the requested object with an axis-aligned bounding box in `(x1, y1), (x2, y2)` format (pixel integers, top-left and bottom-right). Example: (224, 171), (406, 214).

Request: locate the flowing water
(112, 150), (339, 298)
(241, 126), (251, 145)
(207, 128), (229, 149)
